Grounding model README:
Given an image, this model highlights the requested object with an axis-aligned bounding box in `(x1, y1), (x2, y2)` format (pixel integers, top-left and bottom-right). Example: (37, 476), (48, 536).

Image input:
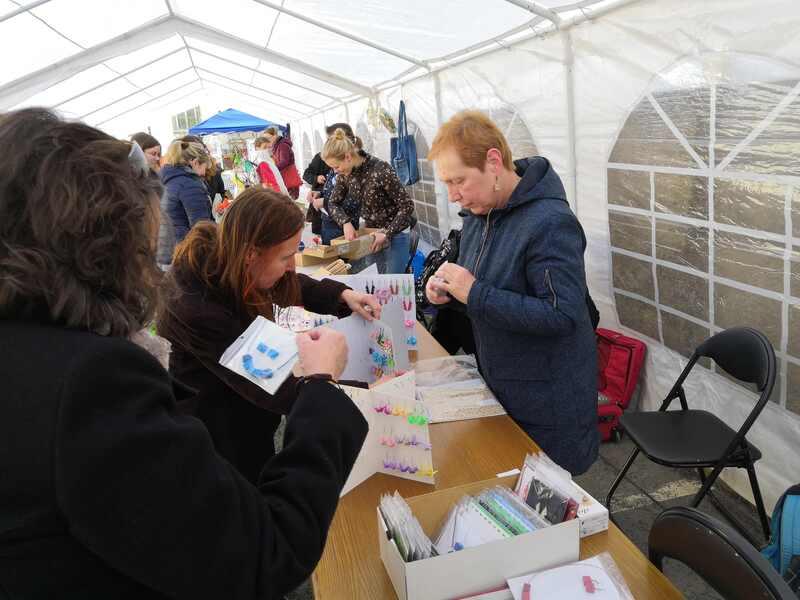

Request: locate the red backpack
(596, 328), (646, 442)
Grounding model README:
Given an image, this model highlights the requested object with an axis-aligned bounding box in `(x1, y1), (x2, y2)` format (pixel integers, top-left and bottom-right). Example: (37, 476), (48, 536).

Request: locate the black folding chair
(649, 506), (795, 600)
(605, 327), (775, 545)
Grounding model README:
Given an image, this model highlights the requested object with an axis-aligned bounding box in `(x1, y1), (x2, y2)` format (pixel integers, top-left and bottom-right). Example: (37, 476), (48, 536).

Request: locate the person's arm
(466, 213), (588, 337)
(168, 298), (297, 413)
(297, 273), (351, 317)
(327, 176), (350, 226)
(56, 339), (367, 600)
(181, 179), (213, 227)
(378, 163), (414, 237)
(272, 141), (293, 171)
(303, 154), (325, 188)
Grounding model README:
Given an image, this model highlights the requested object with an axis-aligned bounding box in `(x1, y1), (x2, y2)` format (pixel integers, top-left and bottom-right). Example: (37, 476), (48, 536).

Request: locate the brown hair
(254, 136), (271, 148)
(166, 187), (304, 321)
(130, 131), (160, 151)
(428, 110), (514, 171)
(263, 126), (280, 138)
(0, 108), (164, 337)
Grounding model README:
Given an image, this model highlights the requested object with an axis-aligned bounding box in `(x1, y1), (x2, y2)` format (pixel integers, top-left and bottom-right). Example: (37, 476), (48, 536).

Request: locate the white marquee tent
(3, 0), (800, 510)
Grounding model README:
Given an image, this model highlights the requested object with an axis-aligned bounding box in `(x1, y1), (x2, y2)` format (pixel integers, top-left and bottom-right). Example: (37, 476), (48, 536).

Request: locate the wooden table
(313, 327), (682, 599)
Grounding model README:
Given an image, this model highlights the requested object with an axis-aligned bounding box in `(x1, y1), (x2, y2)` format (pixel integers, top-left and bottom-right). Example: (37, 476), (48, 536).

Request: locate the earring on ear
(493, 175), (500, 192)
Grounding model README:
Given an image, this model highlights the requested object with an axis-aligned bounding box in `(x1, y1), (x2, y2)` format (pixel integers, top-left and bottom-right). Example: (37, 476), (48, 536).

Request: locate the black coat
(160, 271), (352, 483)
(0, 319), (367, 600)
(302, 152), (329, 192)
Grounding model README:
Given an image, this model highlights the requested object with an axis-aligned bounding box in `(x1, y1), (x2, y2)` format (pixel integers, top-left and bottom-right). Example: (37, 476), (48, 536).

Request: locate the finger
(306, 329), (322, 341)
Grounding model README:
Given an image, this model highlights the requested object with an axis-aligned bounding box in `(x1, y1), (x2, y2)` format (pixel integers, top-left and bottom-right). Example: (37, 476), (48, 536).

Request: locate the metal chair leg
(746, 461), (771, 541)
(605, 448), (640, 512)
(694, 464), (766, 548)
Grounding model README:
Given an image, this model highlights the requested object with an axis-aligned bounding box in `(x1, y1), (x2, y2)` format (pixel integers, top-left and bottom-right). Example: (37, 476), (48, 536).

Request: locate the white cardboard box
(378, 477), (580, 600)
(571, 480), (609, 538)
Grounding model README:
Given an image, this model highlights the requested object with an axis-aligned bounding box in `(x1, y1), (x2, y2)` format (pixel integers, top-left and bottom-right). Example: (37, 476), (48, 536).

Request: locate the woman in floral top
(323, 128), (415, 273)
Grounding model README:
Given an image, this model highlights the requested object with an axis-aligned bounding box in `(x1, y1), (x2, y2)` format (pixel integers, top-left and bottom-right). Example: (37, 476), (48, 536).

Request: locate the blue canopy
(188, 108), (286, 135)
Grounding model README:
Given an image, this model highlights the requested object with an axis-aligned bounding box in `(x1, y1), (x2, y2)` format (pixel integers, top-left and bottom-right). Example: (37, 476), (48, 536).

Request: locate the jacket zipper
(472, 209), (494, 276)
(544, 268), (558, 309)
(471, 209), (493, 364)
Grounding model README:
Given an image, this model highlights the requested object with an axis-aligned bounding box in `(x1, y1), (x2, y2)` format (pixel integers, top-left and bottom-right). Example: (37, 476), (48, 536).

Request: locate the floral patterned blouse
(328, 153), (414, 237)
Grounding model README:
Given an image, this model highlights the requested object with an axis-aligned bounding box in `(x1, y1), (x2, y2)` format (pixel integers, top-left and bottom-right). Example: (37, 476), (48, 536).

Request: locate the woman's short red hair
(428, 110), (514, 171)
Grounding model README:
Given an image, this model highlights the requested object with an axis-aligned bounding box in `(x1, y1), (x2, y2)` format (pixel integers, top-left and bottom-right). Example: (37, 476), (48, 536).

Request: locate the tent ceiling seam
(195, 66), (309, 113)
(79, 65), (195, 120)
(250, 0), (428, 69)
(53, 46), (186, 109)
(94, 77), (202, 127)
(186, 44), (335, 102)
(251, 0), (284, 86)
(198, 78), (296, 121)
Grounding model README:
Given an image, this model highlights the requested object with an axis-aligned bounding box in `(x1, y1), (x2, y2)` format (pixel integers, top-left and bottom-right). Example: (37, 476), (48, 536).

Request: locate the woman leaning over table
(158, 187), (380, 484)
(0, 108), (368, 600)
(322, 128), (415, 274)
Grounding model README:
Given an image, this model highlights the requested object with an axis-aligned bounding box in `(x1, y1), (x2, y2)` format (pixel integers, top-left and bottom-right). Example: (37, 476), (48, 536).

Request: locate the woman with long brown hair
(0, 108), (368, 598)
(158, 187), (380, 483)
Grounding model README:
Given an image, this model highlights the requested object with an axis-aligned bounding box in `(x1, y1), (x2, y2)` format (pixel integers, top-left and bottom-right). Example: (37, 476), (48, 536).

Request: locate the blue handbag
(390, 100), (419, 185)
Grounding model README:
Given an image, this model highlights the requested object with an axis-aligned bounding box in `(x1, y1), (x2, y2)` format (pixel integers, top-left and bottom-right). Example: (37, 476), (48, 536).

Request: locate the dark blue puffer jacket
(458, 156), (598, 475)
(160, 165), (212, 251)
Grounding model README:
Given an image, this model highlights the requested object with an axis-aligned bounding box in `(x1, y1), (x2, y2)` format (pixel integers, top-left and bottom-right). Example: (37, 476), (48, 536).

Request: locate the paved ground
(279, 424), (765, 600)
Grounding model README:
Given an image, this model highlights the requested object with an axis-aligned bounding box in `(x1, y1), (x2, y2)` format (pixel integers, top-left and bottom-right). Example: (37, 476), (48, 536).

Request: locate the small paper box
(331, 227), (380, 260)
(571, 481), (609, 538)
(302, 244), (341, 259)
(378, 476), (580, 600)
(295, 252), (332, 266)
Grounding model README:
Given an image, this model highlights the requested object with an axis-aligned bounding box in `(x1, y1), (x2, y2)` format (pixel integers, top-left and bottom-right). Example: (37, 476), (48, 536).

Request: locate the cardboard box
(295, 252), (332, 267)
(571, 480), (609, 538)
(331, 227), (379, 260)
(302, 244), (341, 259)
(378, 476), (580, 600)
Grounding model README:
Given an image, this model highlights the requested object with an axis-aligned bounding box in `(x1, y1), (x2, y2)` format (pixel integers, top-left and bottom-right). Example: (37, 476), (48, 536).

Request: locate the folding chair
(649, 506), (795, 600)
(605, 327), (775, 545)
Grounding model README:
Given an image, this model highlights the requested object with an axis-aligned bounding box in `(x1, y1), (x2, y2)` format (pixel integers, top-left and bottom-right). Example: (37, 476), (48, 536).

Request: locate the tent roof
(0, 0), (633, 129)
(188, 107), (283, 135)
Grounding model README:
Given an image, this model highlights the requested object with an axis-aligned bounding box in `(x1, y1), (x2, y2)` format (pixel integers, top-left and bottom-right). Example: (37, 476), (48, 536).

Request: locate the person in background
(181, 134), (227, 200)
(253, 136), (288, 195)
(305, 123), (361, 245)
(0, 108), (368, 599)
(322, 129), (415, 273)
(426, 110), (598, 475)
(159, 140), (213, 265)
(130, 132), (161, 171)
(158, 188), (380, 484)
(263, 126), (301, 199)
(302, 125), (345, 236)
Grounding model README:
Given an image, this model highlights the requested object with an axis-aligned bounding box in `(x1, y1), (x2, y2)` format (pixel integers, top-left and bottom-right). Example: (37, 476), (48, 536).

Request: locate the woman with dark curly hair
(0, 108), (367, 599)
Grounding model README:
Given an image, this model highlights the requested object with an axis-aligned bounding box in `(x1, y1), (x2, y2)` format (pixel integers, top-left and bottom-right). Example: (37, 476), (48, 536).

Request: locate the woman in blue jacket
(159, 140), (213, 264)
(426, 110), (598, 475)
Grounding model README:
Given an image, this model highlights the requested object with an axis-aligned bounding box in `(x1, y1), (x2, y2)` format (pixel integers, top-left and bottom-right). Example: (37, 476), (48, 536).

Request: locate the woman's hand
(316, 174), (327, 185)
(425, 275), (451, 305)
(433, 262), (476, 304)
(370, 231), (388, 253)
(296, 328), (348, 380)
(343, 222), (357, 241)
(341, 289), (382, 321)
(312, 193), (324, 210)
